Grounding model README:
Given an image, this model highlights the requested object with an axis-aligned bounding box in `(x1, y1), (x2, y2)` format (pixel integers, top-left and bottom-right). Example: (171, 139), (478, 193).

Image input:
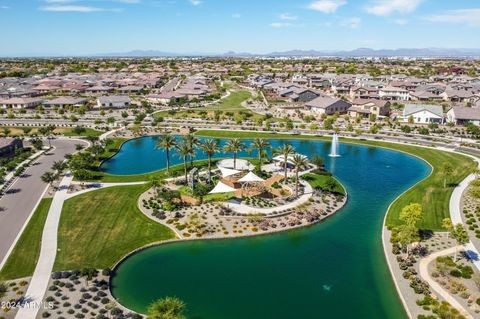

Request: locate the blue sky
(0, 0), (479, 56)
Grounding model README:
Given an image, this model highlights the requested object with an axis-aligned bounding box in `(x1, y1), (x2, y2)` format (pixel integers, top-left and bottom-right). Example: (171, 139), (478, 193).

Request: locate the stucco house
(401, 104), (444, 124)
(96, 96), (131, 108)
(446, 107), (480, 125)
(305, 96), (351, 115)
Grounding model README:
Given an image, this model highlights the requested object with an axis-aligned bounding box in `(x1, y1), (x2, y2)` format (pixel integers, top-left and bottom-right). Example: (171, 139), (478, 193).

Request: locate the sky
(0, 0), (480, 56)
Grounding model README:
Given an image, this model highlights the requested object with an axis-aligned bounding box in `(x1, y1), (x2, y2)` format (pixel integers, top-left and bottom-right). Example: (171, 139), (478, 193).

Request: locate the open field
(0, 199), (52, 280)
(54, 185), (176, 271)
(153, 90), (274, 123)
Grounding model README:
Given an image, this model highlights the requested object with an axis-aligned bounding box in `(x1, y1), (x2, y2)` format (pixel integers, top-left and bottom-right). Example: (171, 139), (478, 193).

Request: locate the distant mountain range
(98, 48), (480, 58)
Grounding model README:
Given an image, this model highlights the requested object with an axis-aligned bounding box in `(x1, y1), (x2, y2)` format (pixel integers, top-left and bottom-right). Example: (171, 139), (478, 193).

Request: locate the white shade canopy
(238, 171), (264, 183)
(219, 166), (241, 178)
(209, 181), (236, 194)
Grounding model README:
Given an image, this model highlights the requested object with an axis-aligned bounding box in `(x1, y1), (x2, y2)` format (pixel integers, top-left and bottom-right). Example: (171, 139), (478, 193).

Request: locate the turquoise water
(107, 137), (431, 319)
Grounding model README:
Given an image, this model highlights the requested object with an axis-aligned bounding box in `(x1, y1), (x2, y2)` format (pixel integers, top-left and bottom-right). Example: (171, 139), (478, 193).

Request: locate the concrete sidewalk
(15, 173), (73, 319)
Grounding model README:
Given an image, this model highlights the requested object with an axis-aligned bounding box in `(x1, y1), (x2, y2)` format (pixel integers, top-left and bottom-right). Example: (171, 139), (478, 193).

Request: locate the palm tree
(185, 134), (200, 168)
(147, 296), (186, 319)
(156, 134), (177, 172)
(51, 160), (67, 174)
(176, 138), (191, 184)
(292, 154), (309, 197)
(200, 139), (220, 182)
(41, 171), (56, 184)
(251, 138), (270, 166)
(224, 138), (245, 169)
(274, 144), (295, 183)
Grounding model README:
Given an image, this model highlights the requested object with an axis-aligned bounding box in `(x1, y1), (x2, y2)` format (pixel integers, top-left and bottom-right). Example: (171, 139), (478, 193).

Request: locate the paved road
(0, 138), (85, 268)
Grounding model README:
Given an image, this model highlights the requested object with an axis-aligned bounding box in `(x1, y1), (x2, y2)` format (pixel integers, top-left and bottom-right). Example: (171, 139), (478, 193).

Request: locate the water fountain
(329, 134), (340, 157)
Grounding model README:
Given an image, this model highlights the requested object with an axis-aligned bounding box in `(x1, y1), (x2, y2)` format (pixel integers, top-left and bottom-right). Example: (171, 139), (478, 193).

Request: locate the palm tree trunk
(284, 160), (288, 183)
(208, 156), (212, 182)
(295, 170), (299, 197)
(183, 156), (188, 185)
(233, 152), (237, 169)
(166, 149), (170, 172)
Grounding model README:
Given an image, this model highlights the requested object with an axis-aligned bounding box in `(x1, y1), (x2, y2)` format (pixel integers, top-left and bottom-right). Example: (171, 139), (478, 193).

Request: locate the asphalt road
(0, 138), (85, 268)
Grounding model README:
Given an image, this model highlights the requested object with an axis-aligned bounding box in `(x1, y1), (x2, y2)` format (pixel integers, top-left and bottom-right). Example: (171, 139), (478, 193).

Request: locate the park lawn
(204, 90), (252, 111)
(2, 126), (103, 137)
(54, 185), (176, 271)
(196, 130), (476, 230)
(0, 198), (52, 280)
(302, 173), (346, 195)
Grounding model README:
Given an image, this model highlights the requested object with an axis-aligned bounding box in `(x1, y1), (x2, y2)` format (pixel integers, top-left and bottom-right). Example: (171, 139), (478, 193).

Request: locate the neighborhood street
(0, 138), (85, 268)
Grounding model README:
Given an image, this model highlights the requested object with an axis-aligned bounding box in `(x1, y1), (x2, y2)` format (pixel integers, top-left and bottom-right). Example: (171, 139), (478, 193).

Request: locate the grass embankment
(303, 173), (346, 195)
(195, 130), (476, 230)
(2, 127), (103, 137)
(0, 199), (52, 280)
(54, 185), (175, 271)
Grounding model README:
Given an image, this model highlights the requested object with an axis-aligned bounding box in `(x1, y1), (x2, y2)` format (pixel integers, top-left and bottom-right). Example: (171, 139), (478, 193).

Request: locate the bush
(449, 269), (462, 277)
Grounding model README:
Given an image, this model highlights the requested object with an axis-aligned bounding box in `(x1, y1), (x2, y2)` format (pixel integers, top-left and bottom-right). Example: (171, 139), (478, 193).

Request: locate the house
(86, 85), (114, 94)
(96, 96), (131, 108)
(0, 138), (23, 158)
(401, 104), (444, 124)
(43, 97), (88, 108)
(279, 87), (321, 103)
(348, 99), (390, 118)
(147, 92), (187, 105)
(440, 89), (478, 103)
(0, 97), (43, 109)
(379, 86), (410, 101)
(305, 96), (351, 115)
(446, 107), (480, 125)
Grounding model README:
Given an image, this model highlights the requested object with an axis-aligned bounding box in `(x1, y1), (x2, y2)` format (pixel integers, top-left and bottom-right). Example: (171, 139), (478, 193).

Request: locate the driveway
(0, 138), (86, 268)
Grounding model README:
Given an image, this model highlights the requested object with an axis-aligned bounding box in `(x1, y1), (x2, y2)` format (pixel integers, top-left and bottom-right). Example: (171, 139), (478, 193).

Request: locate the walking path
(449, 155), (480, 271)
(66, 181), (147, 199)
(15, 173), (73, 319)
(15, 179), (148, 319)
(418, 246), (473, 319)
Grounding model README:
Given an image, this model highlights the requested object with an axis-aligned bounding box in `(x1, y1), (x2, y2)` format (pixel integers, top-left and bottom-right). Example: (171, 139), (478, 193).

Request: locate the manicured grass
(303, 173), (346, 195)
(204, 90), (252, 111)
(54, 185), (176, 271)
(2, 126), (103, 137)
(196, 130), (476, 230)
(0, 198), (52, 280)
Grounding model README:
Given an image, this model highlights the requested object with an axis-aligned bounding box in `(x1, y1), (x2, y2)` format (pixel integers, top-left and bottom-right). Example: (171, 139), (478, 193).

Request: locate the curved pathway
(418, 246), (473, 319)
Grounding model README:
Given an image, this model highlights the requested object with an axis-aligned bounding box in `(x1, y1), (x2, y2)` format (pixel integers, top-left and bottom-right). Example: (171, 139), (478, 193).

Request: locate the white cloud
(424, 9), (480, 27)
(366, 0), (423, 16)
(189, 0), (202, 6)
(394, 19), (408, 25)
(270, 22), (293, 28)
(40, 5), (118, 12)
(340, 17), (361, 29)
(44, 0), (78, 3)
(308, 0), (346, 14)
(280, 13), (297, 20)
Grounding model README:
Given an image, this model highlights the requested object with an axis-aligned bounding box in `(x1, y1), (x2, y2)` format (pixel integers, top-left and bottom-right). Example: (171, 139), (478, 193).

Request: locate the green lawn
(302, 173), (346, 195)
(204, 90), (252, 111)
(0, 198), (52, 280)
(196, 130), (476, 230)
(54, 185), (176, 271)
(2, 126), (103, 137)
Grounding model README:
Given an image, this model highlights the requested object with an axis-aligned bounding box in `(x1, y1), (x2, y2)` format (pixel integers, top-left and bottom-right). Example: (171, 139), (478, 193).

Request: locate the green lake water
(107, 137), (430, 319)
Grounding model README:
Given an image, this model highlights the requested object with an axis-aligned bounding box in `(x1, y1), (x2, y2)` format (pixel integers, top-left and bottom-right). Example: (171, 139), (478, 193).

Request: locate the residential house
(0, 138), (23, 158)
(96, 96), (131, 108)
(305, 96), (351, 115)
(0, 97), (43, 109)
(43, 97), (88, 108)
(401, 104), (444, 124)
(446, 107), (480, 125)
(379, 86), (410, 101)
(348, 99), (390, 118)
